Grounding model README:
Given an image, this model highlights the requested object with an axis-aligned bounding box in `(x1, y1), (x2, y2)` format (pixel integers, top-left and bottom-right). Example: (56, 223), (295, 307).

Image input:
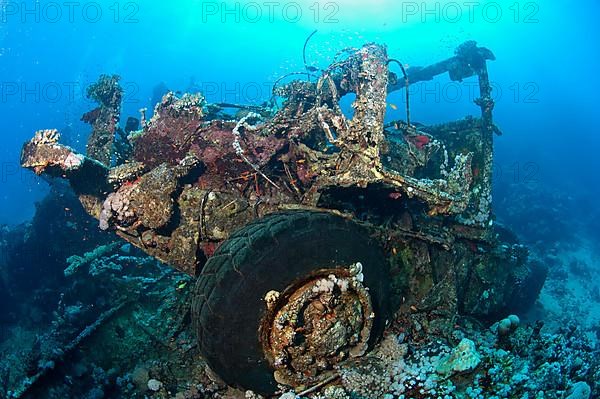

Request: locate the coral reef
(64, 242), (121, 276)
(0, 221), (203, 398)
(1, 190), (599, 398)
(298, 314), (598, 399)
(436, 338), (481, 375)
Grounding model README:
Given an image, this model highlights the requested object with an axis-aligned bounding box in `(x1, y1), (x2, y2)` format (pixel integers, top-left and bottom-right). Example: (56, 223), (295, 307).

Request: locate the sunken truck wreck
(21, 42), (545, 394)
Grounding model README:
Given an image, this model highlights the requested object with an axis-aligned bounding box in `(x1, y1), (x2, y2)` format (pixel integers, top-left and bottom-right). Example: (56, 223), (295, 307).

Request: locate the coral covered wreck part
(18, 41), (547, 394)
(20, 43), (499, 278)
(83, 74), (124, 166)
(261, 267), (374, 388)
(19, 41), (525, 303)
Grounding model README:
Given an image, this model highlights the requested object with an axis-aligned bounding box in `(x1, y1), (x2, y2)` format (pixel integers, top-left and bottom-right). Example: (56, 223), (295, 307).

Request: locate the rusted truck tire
(191, 211), (390, 394)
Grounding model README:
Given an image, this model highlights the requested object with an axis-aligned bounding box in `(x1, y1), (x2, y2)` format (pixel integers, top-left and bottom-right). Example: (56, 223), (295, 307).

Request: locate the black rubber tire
(191, 211), (390, 394)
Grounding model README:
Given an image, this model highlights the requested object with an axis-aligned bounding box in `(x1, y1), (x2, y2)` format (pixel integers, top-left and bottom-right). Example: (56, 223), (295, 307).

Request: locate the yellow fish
(389, 103), (398, 110)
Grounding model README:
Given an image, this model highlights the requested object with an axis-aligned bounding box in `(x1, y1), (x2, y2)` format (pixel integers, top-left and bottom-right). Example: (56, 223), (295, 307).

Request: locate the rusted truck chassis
(20, 42), (545, 394)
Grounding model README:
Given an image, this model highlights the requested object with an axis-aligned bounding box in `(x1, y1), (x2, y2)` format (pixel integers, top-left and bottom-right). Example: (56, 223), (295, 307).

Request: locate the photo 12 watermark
(192, 79), (541, 106)
(400, 81), (541, 105)
(0, 1), (140, 24)
(1, 161), (40, 185)
(199, 1), (340, 24)
(198, 81), (276, 104)
(0, 78), (541, 111)
(494, 161), (541, 185)
(0, 81), (141, 104)
(399, 1), (540, 24)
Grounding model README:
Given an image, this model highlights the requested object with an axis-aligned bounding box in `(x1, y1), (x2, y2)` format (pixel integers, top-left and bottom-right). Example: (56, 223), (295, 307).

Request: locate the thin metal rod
(388, 59), (411, 127)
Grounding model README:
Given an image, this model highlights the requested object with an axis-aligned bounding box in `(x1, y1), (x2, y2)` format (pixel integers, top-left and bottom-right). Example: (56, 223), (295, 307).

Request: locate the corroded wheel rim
(259, 262), (374, 387)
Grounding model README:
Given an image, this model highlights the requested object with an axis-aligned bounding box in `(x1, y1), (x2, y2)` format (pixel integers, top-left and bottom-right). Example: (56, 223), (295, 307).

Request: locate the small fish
(388, 103), (398, 110)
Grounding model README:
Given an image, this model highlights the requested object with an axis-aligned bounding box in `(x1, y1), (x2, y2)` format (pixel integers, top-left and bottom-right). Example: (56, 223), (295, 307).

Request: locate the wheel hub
(260, 263), (374, 387)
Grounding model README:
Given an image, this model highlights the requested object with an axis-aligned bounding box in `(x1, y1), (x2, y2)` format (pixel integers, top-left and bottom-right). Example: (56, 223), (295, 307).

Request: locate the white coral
(32, 129), (60, 145)
(64, 152), (84, 169)
(147, 378), (162, 392)
(435, 338), (481, 376)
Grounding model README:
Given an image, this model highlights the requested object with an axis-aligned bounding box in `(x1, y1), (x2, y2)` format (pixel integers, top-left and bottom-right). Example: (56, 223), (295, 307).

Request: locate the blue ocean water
(1, 0), (598, 226)
(1, 1), (600, 398)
